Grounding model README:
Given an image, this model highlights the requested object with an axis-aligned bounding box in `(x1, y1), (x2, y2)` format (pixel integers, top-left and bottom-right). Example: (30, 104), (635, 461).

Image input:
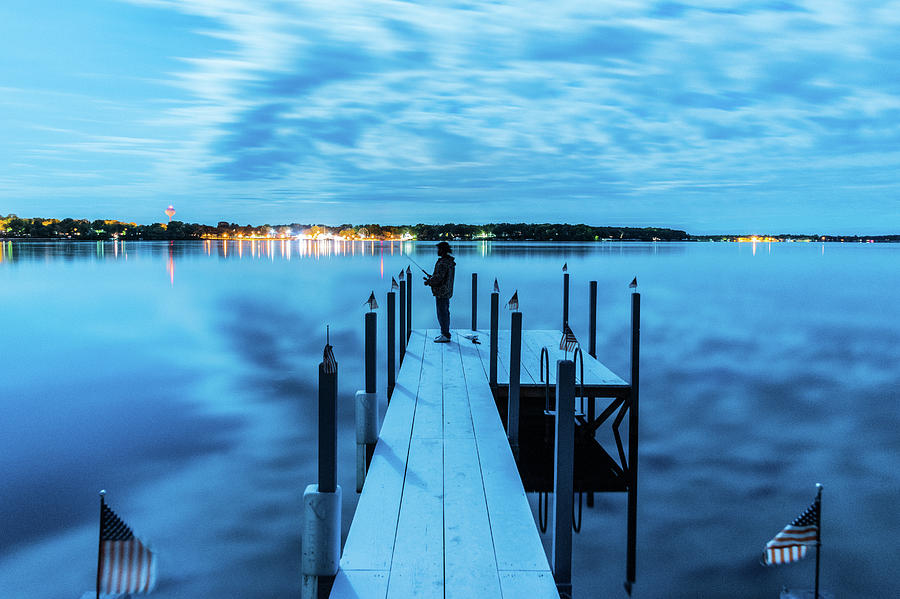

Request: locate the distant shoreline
(1, 216), (897, 243)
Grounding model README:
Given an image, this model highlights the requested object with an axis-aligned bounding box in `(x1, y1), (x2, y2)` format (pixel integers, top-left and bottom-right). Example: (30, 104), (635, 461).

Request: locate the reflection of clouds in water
(1, 241), (899, 598)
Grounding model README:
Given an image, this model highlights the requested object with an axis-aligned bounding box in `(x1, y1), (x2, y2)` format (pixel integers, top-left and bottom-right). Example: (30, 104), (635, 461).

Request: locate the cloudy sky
(2, 0), (898, 233)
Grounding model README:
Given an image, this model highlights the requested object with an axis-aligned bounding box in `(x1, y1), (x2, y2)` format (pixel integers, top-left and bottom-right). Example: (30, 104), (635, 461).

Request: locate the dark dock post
(399, 272), (406, 364)
(357, 310), (378, 492)
(302, 339), (341, 599)
(588, 281), (597, 359)
(562, 267), (570, 330)
(471, 272), (478, 331)
(553, 359), (576, 598)
(386, 289), (396, 401)
(587, 280), (597, 508)
(406, 266), (412, 342)
(489, 287), (499, 388)
(625, 291), (640, 593)
(508, 309), (522, 459)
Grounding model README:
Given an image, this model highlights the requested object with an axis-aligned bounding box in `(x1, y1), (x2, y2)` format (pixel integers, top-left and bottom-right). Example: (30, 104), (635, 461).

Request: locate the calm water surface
(1, 240), (897, 598)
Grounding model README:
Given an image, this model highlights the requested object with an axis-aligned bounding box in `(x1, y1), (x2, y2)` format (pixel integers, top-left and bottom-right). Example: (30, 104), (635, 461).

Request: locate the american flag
(763, 498), (820, 566)
(507, 291), (518, 311)
(559, 324), (578, 352)
(98, 501), (157, 594)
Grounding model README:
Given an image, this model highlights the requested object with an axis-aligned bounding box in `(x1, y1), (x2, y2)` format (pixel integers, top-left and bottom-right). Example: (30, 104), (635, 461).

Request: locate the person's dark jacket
(427, 255), (455, 299)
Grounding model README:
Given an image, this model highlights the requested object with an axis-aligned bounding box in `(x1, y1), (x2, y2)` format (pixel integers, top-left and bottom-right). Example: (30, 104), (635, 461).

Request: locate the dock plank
(443, 435), (502, 598)
(330, 570), (389, 599)
(442, 336), (474, 439)
(333, 329), (562, 599)
(411, 329), (443, 439)
(339, 330), (426, 571)
(499, 571), (559, 597)
(456, 339), (554, 573)
(524, 330), (628, 388)
(385, 437), (444, 599)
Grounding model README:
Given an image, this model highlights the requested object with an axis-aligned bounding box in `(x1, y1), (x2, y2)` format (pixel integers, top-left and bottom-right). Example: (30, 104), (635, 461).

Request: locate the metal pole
(387, 291), (396, 401)
(399, 278), (406, 364)
(553, 359), (576, 598)
(588, 281), (597, 359)
(815, 483), (823, 599)
(508, 310), (522, 459)
(471, 272), (478, 330)
(562, 272), (570, 329)
(587, 280), (597, 509)
(318, 358), (338, 494)
(365, 312), (376, 394)
(96, 491), (105, 599)
(489, 290), (499, 387)
(406, 266), (412, 342)
(626, 292), (640, 592)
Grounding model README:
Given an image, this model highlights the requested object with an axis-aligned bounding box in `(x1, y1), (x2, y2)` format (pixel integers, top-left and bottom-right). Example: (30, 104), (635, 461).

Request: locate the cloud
(3, 0), (900, 231)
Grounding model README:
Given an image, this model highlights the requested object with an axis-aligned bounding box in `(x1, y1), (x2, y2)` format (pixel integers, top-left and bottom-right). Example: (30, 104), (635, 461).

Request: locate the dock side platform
(330, 329), (559, 599)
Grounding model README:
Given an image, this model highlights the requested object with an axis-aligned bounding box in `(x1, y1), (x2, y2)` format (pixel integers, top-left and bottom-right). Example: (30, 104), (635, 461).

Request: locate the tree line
(0, 215), (691, 241)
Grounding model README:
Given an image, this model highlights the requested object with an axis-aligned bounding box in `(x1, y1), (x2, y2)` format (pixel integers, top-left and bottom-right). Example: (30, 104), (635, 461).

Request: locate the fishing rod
(407, 256), (431, 277)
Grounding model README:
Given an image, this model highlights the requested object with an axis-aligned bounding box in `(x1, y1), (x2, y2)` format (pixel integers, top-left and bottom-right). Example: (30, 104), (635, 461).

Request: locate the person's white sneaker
(433, 334), (451, 343)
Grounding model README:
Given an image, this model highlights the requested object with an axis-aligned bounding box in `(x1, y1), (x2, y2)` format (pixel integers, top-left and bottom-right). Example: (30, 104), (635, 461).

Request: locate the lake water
(1, 239), (897, 598)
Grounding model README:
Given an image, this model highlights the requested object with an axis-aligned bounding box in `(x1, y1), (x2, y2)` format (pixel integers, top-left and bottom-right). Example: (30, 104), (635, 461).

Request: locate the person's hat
(436, 241), (452, 253)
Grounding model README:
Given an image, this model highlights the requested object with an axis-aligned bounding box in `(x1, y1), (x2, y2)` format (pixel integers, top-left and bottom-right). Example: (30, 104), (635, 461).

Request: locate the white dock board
(339, 330), (425, 571)
(386, 437), (444, 599)
(456, 339), (554, 573)
(330, 570), (389, 599)
(525, 330), (628, 387)
(411, 329), (443, 439)
(443, 436), (502, 598)
(499, 570), (559, 597)
(333, 329), (557, 599)
(442, 337), (474, 439)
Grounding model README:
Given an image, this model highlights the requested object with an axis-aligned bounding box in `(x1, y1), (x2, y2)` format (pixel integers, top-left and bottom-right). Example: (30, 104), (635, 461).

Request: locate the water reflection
(1, 240), (898, 599)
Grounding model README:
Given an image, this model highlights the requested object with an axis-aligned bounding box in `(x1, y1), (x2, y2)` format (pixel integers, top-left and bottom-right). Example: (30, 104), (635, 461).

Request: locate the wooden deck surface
(331, 329), (559, 599)
(476, 328), (629, 390)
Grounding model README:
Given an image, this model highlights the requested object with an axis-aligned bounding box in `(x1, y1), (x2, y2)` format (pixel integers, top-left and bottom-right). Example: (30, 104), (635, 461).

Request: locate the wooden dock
(332, 328), (559, 598)
(331, 327), (632, 598)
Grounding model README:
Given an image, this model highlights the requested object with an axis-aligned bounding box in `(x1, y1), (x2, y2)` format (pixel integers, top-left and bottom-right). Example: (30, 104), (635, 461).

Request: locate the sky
(1, 0), (899, 234)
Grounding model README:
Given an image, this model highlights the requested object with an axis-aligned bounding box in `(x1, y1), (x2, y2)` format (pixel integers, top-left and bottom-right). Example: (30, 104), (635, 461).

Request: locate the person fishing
(422, 241), (455, 343)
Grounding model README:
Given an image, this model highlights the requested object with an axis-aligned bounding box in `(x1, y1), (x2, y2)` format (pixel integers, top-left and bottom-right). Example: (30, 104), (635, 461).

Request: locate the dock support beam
(303, 346), (340, 599)
(471, 272), (478, 331)
(387, 290), (396, 401)
(489, 289), (499, 388)
(508, 310), (522, 459)
(625, 291), (640, 594)
(553, 359), (575, 599)
(357, 311), (378, 492)
(399, 276), (406, 364)
(406, 266), (412, 342)
(562, 272), (570, 330)
(587, 280), (597, 508)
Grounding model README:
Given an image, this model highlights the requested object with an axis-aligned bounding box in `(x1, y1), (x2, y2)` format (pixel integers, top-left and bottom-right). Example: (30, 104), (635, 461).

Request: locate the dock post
(356, 311), (378, 492)
(553, 359), (576, 599)
(562, 270), (570, 330)
(302, 341), (341, 599)
(387, 289), (396, 402)
(587, 280), (597, 509)
(406, 266), (412, 342)
(489, 288), (499, 388)
(508, 310), (522, 459)
(471, 272), (478, 330)
(625, 291), (640, 594)
(588, 281), (597, 359)
(399, 273), (406, 364)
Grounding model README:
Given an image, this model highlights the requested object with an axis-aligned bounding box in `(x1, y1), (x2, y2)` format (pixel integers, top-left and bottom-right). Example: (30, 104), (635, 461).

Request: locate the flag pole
(96, 490), (106, 599)
(814, 483), (823, 599)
